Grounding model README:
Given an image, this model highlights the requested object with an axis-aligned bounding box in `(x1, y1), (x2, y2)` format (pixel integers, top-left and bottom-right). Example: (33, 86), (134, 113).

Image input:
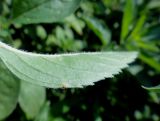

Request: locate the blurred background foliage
(0, 0), (160, 120)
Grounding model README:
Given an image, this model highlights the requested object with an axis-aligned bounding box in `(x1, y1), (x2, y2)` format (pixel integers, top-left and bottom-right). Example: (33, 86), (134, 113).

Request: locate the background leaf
(34, 102), (50, 121)
(143, 85), (160, 92)
(120, 0), (136, 43)
(83, 16), (111, 46)
(12, 0), (81, 24)
(0, 60), (20, 120)
(19, 81), (46, 119)
(0, 41), (137, 88)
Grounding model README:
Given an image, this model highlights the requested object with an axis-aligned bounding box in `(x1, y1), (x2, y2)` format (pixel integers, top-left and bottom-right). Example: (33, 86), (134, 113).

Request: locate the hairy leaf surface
(0, 41), (137, 88)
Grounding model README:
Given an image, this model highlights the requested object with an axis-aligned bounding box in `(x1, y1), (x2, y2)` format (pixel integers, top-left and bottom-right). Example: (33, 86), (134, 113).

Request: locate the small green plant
(0, 0), (138, 120)
(0, 0), (160, 120)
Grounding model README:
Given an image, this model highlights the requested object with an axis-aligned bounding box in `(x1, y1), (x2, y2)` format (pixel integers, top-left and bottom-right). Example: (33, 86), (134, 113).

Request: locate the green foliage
(83, 16), (111, 46)
(34, 102), (50, 121)
(143, 85), (160, 92)
(0, 60), (20, 120)
(0, 40), (137, 88)
(120, 0), (135, 43)
(0, 0), (160, 120)
(19, 82), (46, 119)
(12, 0), (81, 24)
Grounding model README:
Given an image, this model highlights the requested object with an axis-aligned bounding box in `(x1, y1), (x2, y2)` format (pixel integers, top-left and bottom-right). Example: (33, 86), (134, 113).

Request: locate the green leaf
(65, 15), (85, 35)
(130, 14), (146, 39)
(36, 25), (47, 40)
(12, 0), (81, 24)
(19, 81), (46, 119)
(147, 0), (160, 9)
(142, 85), (160, 92)
(35, 102), (50, 121)
(0, 41), (138, 88)
(83, 16), (111, 46)
(139, 54), (160, 72)
(0, 60), (20, 120)
(121, 0), (136, 43)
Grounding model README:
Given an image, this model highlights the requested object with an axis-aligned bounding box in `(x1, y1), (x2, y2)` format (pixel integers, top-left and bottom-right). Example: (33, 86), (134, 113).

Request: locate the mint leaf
(0, 41), (138, 88)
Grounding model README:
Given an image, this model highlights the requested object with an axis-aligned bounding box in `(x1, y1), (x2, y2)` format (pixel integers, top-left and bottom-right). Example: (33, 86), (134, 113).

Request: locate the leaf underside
(0, 41), (138, 88)
(12, 0), (81, 24)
